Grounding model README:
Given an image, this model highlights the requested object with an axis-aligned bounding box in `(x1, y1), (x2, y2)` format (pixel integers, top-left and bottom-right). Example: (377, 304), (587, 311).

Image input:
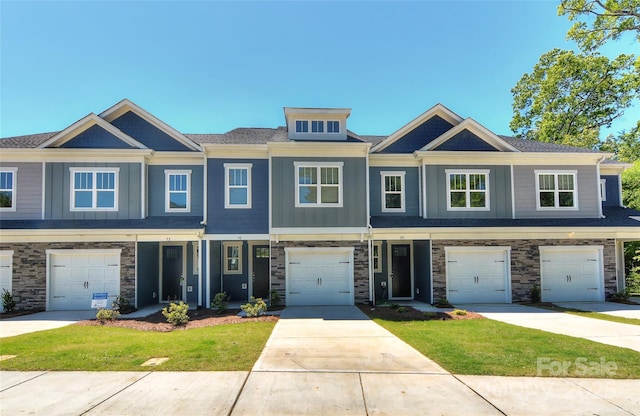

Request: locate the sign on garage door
(47, 249), (121, 311)
(286, 247), (354, 306)
(445, 247), (511, 304)
(540, 246), (603, 302)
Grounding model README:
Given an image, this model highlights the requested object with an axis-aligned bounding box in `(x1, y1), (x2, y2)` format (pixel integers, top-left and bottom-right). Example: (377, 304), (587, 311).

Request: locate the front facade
(1, 100), (638, 311)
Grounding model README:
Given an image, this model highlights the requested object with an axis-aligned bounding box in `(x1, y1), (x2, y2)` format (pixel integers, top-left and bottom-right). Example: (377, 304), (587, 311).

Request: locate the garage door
(446, 247), (511, 303)
(0, 251), (13, 312)
(48, 250), (121, 310)
(540, 246), (603, 302)
(286, 248), (353, 306)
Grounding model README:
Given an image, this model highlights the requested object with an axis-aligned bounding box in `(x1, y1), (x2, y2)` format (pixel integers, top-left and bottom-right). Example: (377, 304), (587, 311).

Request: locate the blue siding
(222, 242), (249, 302)
(380, 116), (453, 153)
(374, 242), (388, 302)
(111, 111), (194, 151)
(414, 240), (431, 302)
(209, 241), (222, 300)
(148, 165), (204, 217)
(61, 125), (134, 149)
(370, 167), (420, 216)
(137, 242), (159, 308)
(433, 129), (499, 151)
(206, 159), (269, 234)
(186, 242), (198, 304)
(602, 175), (620, 207)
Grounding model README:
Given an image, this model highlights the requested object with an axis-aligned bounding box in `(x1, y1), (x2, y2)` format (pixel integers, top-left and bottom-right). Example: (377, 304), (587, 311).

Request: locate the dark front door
(162, 245), (183, 301)
(391, 244), (412, 298)
(252, 245), (270, 299)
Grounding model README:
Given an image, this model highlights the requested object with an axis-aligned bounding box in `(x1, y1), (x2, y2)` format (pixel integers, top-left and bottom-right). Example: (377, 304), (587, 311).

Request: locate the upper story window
(0, 168), (17, 211)
(599, 179), (607, 202)
(70, 168), (118, 211)
(295, 120), (340, 134)
(295, 120), (309, 133)
(327, 121), (340, 133)
(224, 163), (252, 209)
(536, 171), (577, 209)
(373, 242), (382, 273)
(381, 171), (405, 212)
(294, 162), (343, 207)
(446, 169), (490, 211)
(165, 170), (191, 212)
(311, 120), (324, 133)
(223, 241), (242, 274)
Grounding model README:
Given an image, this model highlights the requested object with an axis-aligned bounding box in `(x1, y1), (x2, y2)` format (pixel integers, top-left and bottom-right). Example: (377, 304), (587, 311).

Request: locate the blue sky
(0, 1), (635, 138)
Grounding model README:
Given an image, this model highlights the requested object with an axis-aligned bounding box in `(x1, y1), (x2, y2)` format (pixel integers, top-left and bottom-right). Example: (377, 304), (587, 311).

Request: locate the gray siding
(272, 157), (367, 228)
(370, 167), (420, 216)
(425, 165), (512, 218)
(44, 162), (142, 220)
(513, 165), (599, 218)
(0, 162), (42, 220)
(147, 165), (204, 217)
(209, 241), (222, 301)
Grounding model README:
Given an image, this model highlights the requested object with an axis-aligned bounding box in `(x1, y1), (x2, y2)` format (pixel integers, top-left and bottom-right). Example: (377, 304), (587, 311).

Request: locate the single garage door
(540, 246), (603, 302)
(48, 249), (121, 310)
(446, 247), (511, 303)
(286, 248), (354, 306)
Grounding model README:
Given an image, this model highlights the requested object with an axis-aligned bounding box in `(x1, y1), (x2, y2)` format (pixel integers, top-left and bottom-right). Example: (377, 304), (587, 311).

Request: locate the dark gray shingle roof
(499, 135), (605, 154)
(0, 216), (204, 230)
(0, 132), (57, 148)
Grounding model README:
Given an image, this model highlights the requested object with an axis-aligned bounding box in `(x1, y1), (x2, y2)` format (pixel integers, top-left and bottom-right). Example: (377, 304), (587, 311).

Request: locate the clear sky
(0, 1), (635, 139)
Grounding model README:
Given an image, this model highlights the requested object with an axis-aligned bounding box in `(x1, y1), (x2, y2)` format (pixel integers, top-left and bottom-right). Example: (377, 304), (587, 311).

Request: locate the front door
(162, 245), (184, 301)
(390, 244), (412, 298)
(252, 245), (270, 299)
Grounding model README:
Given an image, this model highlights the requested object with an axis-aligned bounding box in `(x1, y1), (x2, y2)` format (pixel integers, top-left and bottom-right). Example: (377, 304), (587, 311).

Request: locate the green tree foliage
(622, 161), (640, 209)
(600, 121), (640, 162)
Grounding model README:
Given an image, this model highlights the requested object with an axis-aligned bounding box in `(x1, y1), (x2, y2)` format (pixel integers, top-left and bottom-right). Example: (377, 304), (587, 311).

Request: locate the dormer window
(327, 121), (340, 133)
(294, 120), (341, 135)
(295, 120), (309, 133)
(285, 108), (350, 141)
(311, 120), (324, 133)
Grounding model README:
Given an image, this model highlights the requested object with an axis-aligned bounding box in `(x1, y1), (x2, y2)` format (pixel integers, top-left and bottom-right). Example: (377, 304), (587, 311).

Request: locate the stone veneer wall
(431, 239), (616, 303)
(0, 242), (135, 311)
(270, 240), (370, 304)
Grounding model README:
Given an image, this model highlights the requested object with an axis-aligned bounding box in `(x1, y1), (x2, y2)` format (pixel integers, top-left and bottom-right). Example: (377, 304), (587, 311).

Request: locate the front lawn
(0, 321), (275, 371)
(535, 305), (640, 326)
(361, 307), (640, 379)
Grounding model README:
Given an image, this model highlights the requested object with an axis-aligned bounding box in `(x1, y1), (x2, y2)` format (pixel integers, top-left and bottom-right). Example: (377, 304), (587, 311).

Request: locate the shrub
(396, 306), (409, 313)
(530, 284), (541, 303)
(436, 298), (452, 307)
(112, 296), (134, 314)
(389, 303), (400, 309)
(452, 309), (467, 316)
(423, 311), (439, 319)
(96, 308), (120, 322)
(162, 301), (189, 325)
(1, 288), (15, 313)
(610, 290), (630, 302)
(212, 292), (229, 313)
(241, 297), (267, 318)
(269, 289), (281, 307)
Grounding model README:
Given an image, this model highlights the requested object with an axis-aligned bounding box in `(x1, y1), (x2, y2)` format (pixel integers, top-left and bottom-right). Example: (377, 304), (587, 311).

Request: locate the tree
(600, 120), (640, 162)
(510, 49), (638, 148)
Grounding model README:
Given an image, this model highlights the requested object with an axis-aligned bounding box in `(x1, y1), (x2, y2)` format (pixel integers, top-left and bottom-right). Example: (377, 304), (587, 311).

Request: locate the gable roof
(421, 118), (520, 152)
(0, 132), (56, 148)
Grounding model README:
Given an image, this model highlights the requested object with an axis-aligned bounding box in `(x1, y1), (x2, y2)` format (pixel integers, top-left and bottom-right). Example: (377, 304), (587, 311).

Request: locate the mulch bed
(358, 304), (483, 321)
(75, 308), (278, 332)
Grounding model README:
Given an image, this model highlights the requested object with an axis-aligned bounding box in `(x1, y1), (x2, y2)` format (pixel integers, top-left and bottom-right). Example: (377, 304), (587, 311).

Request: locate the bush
(436, 298), (452, 307)
(610, 290), (630, 302)
(1, 288), (15, 313)
(212, 292), (229, 313)
(396, 306), (409, 313)
(423, 311), (439, 319)
(269, 289), (281, 307)
(241, 297), (267, 318)
(96, 308), (120, 322)
(452, 309), (467, 316)
(530, 284), (541, 303)
(112, 296), (135, 314)
(162, 301), (189, 325)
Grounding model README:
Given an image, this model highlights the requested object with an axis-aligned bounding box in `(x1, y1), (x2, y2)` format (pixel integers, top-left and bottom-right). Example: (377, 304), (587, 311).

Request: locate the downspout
(368, 224), (374, 306)
(596, 156), (606, 218)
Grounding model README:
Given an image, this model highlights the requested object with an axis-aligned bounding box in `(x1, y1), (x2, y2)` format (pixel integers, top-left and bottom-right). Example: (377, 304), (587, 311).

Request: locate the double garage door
(446, 247), (511, 304)
(286, 248), (354, 306)
(540, 246), (603, 302)
(48, 250), (121, 311)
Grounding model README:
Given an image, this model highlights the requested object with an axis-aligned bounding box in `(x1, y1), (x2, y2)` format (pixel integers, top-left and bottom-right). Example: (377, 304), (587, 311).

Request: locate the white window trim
(224, 163), (252, 209)
(69, 167), (119, 211)
(380, 171), (406, 213)
(535, 170), (579, 210)
(326, 120), (340, 134)
(164, 169), (191, 213)
(294, 161), (344, 208)
(295, 120), (309, 133)
(223, 241), (243, 275)
(373, 242), (382, 273)
(295, 120), (341, 134)
(445, 169), (490, 211)
(192, 241), (199, 275)
(600, 178), (607, 202)
(0, 167), (18, 212)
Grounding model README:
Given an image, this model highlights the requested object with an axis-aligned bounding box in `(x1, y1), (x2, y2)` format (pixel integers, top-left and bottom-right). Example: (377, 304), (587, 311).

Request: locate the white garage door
(48, 250), (121, 311)
(446, 247), (511, 303)
(0, 251), (13, 312)
(286, 248), (354, 306)
(540, 246), (603, 302)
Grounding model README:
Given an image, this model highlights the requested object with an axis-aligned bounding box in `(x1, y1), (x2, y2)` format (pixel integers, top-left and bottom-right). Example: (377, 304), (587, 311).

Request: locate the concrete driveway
(455, 303), (640, 352)
(554, 301), (640, 320)
(0, 310), (96, 338)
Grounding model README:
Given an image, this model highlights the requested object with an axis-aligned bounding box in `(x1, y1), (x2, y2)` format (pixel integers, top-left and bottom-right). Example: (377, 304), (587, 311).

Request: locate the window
(0, 168), (17, 211)
(446, 170), (489, 210)
(381, 171), (405, 212)
(327, 121), (340, 133)
(536, 171), (577, 209)
(70, 168), (118, 211)
(224, 163), (252, 209)
(294, 162), (343, 207)
(311, 120), (324, 133)
(223, 242), (242, 274)
(600, 179), (607, 202)
(295, 120), (309, 133)
(373, 242), (382, 272)
(192, 242), (199, 275)
(165, 170), (191, 212)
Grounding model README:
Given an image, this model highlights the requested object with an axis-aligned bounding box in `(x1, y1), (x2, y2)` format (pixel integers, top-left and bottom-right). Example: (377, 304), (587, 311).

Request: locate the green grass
(534, 305), (640, 326)
(371, 317), (640, 378)
(0, 322), (275, 371)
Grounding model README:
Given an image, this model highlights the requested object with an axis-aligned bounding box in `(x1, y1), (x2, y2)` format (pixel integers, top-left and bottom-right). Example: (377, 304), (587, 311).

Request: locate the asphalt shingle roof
(0, 132), (56, 148)
(0, 216), (204, 230)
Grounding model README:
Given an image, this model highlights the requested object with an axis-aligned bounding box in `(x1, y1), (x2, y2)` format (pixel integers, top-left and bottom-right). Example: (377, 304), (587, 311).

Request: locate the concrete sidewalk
(456, 303), (640, 352)
(555, 301), (640, 320)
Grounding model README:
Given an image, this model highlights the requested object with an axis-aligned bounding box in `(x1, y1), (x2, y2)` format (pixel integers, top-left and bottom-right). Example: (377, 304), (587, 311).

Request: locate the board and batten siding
(513, 165), (599, 218)
(369, 167), (420, 216)
(424, 165), (512, 218)
(44, 162), (142, 220)
(0, 162), (42, 220)
(271, 157), (367, 228)
(147, 165), (204, 217)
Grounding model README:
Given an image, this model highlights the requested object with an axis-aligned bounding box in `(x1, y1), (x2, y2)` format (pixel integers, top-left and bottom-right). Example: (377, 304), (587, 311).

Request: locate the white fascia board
(369, 154), (421, 167)
(370, 227), (639, 240)
(420, 118), (520, 152)
(0, 229), (204, 243)
(371, 103), (464, 153)
(600, 163), (633, 175)
(146, 152), (206, 165)
(100, 99), (202, 152)
(414, 151), (608, 166)
(268, 142), (370, 157)
(203, 144), (269, 159)
(284, 107), (352, 117)
(0, 148), (153, 163)
(203, 234), (270, 241)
